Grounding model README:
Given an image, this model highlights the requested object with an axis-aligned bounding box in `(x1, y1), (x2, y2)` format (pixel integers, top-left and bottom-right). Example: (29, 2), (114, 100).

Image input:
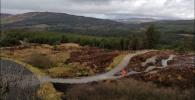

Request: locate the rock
(177, 75), (183, 81)
(0, 59), (40, 100)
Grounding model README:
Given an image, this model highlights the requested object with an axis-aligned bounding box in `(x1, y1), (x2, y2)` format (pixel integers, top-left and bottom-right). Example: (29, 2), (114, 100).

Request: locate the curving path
(41, 50), (152, 84)
(1, 50), (176, 85)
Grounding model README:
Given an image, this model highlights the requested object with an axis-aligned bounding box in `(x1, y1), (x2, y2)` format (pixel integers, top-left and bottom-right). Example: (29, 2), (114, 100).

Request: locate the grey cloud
(1, 0), (194, 19)
(70, 0), (112, 3)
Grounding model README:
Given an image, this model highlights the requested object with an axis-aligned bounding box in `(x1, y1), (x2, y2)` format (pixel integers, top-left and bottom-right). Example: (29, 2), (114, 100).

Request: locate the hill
(113, 18), (157, 24)
(1, 12), (194, 35)
(0, 13), (12, 19)
(142, 20), (194, 34)
(1, 12), (135, 35)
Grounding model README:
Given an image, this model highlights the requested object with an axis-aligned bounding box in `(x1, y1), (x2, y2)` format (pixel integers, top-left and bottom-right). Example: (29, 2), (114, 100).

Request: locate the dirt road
(3, 50), (177, 85)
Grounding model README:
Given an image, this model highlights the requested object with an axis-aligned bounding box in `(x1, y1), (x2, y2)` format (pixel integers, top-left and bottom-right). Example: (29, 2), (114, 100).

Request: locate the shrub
(25, 52), (54, 69)
(37, 82), (62, 100)
(193, 35), (195, 51)
(65, 79), (194, 100)
(0, 36), (20, 47)
(174, 39), (190, 53)
(47, 67), (72, 78)
(68, 63), (92, 76)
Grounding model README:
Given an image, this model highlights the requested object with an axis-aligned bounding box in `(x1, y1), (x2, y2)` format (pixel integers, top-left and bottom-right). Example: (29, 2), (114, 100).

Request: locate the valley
(0, 11), (194, 100)
(0, 43), (194, 100)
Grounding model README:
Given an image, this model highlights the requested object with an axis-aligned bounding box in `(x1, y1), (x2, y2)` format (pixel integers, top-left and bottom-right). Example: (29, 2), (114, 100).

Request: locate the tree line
(1, 25), (194, 51)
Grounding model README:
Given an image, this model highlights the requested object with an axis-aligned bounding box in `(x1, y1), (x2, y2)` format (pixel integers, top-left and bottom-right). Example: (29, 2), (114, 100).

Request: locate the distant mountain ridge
(113, 18), (157, 24)
(1, 12), (128, 28)
(1, 12), (136, 34)
(1, 12), (194, 35)
(0, 13), (12, 19)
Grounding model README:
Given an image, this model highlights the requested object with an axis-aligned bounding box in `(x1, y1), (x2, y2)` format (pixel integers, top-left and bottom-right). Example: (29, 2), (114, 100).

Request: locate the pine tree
(61, 35), (68, 43)
(193, 35), (195, 51)
(145, 24), (160, 49)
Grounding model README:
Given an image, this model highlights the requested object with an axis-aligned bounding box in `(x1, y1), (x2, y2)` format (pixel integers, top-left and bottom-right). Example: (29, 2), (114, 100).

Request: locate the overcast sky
(1, 0), (194, 19)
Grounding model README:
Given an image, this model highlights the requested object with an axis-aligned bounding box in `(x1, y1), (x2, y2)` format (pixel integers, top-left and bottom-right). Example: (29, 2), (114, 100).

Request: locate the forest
(0, 25), (194, 52)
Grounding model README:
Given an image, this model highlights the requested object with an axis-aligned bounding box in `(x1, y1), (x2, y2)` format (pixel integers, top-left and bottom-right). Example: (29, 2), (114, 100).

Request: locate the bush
(0, 36), (20, 47)
(37, 83), (62, 100)
(174, 45), (188, 54)
(174, 38), (190, 53)
(65, 79), (194, 100)
(193, 35), (195, 51)
(25, 52), (54, 69)
(47, 67), (72, 78)
(68, 63), (92, 76)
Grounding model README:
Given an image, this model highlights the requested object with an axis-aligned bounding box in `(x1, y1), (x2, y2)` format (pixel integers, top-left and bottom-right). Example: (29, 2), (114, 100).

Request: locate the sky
(1, 0), (194, 19)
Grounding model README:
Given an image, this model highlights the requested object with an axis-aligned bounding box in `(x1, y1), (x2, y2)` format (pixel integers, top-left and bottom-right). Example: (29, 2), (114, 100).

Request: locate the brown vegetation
(125, 51), (195, 88)
(1, 43), (122, 77)
(66, 47), (119, 73)
(61, 79), (194, 100)
(25, 52), (55, 69)
(37, 82), (63, 100)
(126, 50), (174, 72)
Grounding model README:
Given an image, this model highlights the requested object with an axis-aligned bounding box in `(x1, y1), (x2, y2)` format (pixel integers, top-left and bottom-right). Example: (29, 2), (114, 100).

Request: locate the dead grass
(106, 52), (127, 71)
(1, 44), (93, 78)
(1, 44), (121, 77)
(47, 67), (72, 78)
(57, 43), (80, 49)
(37, 82), (63, 100)
(48, 63), (93, 77)
(50, 52), (70, 67)
(1, 44), (71, 66)
(64, 79), (195, 100)
(68, 63), (93, 76)
(0, 57), (46, 77)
